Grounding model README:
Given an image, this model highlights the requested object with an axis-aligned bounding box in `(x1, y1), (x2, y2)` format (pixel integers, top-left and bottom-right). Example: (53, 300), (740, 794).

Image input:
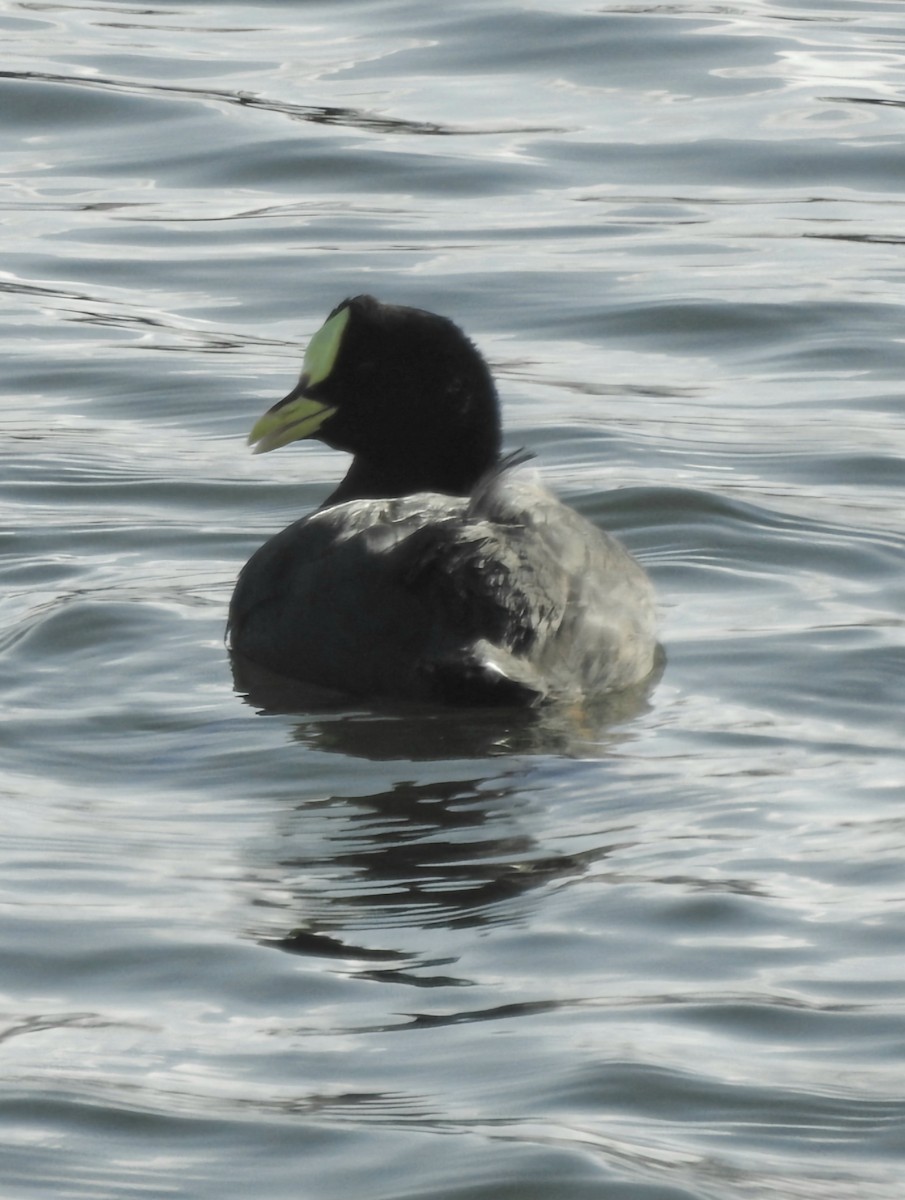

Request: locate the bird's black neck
(322, 448), (499, 508)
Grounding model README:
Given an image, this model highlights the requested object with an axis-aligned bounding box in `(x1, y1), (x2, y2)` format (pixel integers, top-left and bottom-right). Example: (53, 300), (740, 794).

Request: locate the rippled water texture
(2, 2), (904, 1197)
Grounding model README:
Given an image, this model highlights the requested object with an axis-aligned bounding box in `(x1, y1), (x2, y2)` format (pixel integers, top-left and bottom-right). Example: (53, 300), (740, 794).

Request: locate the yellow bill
(248, 386), (337, 454)
(248, 306), (350, 454)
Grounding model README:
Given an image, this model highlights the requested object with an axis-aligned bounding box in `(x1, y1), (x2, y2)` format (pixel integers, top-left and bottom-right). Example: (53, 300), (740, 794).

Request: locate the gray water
(2, 1), (904, 1197)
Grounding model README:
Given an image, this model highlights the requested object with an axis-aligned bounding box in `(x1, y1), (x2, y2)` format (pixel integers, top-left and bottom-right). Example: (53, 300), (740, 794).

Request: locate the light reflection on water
(2, 1), (904, 1198)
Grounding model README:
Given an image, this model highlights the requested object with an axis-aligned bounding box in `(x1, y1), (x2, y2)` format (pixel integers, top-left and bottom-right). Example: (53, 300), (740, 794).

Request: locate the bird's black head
(248, 295), (502, 505)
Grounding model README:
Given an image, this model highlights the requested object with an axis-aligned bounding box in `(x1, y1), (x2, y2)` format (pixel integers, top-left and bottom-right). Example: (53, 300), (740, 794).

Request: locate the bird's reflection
(231, 652), (661, 979)
(246, 769), (631, 988)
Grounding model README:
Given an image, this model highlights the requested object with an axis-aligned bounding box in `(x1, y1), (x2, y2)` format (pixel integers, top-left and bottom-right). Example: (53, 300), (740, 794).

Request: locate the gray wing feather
(228, 478), (656, 703)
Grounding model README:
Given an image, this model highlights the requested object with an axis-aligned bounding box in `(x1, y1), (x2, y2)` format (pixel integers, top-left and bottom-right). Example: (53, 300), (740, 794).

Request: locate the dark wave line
(0, 68), (562, 137)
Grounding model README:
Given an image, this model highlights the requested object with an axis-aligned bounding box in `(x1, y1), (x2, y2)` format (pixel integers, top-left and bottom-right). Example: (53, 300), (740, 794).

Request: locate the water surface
(2, 2), (904, 1198)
